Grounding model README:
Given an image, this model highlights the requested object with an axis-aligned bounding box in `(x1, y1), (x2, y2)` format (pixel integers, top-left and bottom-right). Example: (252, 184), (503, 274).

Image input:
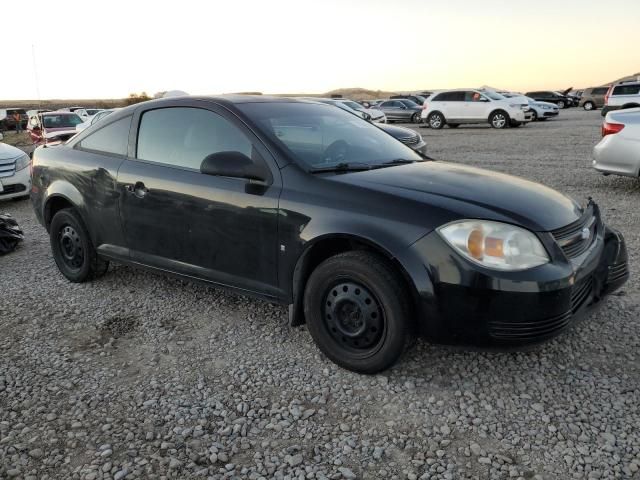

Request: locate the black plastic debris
(0, 214), (24, 255)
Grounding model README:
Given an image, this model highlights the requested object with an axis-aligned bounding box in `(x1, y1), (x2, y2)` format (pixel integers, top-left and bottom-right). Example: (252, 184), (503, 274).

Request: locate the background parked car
(390, 94), (427, 106)
(0, 109), (28, 131)
(422, 89), (531, 129)
(593, 107), (640, 178)
(374, 99), (422, 123)
(28, 112), (84, 145)
(579, 87), (609, 111)
(0, 142), (31, 200)
(525, 91), (571, 109)
(602, 80), (640, 116)
(75, 108), (104, 121)
(500, 93), (559, 121)
(76, 109), (116, 132)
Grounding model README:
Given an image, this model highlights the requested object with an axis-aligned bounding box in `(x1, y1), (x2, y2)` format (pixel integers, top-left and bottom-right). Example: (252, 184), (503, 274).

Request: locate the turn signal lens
(438, 220), (549, 271)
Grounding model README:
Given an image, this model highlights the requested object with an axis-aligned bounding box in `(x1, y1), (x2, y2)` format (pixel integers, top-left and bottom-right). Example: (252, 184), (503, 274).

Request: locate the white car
(500, 93), (559, 121)
(602, 80), (640, 116)
(421, 89), (532, 129)
(593, 107), (640, 178)
(0, 142), (31, 200)
(76, 109), (116, 132)
(74, 108), (104, 121)
(303, 98), (386, 123)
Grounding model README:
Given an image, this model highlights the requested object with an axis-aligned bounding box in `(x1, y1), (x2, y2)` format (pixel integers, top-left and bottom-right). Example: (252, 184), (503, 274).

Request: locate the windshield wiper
(371, 158), (423, 169)
(310, 162), (373, 173)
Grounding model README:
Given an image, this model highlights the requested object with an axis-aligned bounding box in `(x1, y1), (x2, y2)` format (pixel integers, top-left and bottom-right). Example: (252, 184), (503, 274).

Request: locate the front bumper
(400, 213), (629, 346)
(0, 166), (31, 200)
(543, 110), (559, 117)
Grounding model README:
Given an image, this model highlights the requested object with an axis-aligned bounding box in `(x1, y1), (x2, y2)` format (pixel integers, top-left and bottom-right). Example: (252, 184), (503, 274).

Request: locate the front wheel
(583, 101), (594, 111)
(428, 112), (445, 129)
(557, 100), (566, 109)
(531, 110), (538, 121)
(489, 111), (509, 129)
(303, 251), (411, 374)
(50, 208), (109, 282)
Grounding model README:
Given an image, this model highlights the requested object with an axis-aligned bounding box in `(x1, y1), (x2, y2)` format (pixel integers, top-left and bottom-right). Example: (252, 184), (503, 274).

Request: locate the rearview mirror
(200, 151), (269, 182)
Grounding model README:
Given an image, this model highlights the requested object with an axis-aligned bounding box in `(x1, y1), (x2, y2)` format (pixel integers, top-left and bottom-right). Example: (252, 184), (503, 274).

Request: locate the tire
(531, 110), (538, 121)
(303, 251), (412, 374)
(411, 113), (421, 124)
(489, 110), (509, 129)
(583, 101), (594, 111)
(557, 100), (566, 109)
(448, 123), (460, 128)
(428, 112), (445, 129)
(50, 208), (109, 283)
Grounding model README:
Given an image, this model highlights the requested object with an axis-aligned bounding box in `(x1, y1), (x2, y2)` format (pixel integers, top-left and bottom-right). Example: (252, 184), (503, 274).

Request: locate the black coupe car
(31, 96), (628, 373)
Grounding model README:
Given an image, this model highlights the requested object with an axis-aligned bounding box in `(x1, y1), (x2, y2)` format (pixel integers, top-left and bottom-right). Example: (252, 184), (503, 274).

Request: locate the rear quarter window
(77, 116), (132, 156)
(612, 85), (640, 96)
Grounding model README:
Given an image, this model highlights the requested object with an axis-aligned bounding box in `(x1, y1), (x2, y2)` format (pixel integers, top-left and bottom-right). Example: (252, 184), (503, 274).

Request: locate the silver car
(593, 107), (640, 178)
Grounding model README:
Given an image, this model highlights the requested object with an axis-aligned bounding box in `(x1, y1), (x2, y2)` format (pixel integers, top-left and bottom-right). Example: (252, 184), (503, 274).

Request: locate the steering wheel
(323, 140), (350, 164)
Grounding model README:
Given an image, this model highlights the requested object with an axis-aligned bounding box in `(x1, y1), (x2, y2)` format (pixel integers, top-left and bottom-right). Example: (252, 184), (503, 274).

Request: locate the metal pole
(32, 44), (41, 109)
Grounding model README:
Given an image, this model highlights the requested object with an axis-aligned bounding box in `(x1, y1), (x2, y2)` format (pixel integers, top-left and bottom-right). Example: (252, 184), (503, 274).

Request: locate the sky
(2, 0), (639, 100)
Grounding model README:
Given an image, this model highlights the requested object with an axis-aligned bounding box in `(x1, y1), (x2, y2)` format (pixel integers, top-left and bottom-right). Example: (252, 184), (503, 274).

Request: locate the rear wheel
(428, 112), (445, 129)
(50, 208), (109, 282)
(303, 251), (411, 374)
(489, 110), (509, 129)
(583, 101), (594, 111)
(411, 112), (421, 124)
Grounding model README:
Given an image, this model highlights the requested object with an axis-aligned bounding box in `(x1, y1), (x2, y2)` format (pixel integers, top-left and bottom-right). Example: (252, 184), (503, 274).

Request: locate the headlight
(15, 153), (30, 171)
(438, 220), (549, 271)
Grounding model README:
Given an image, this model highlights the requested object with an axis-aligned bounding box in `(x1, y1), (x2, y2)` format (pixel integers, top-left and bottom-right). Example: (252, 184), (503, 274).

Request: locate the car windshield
(238, 102), (421, 171)
(42, 114), (83, 128)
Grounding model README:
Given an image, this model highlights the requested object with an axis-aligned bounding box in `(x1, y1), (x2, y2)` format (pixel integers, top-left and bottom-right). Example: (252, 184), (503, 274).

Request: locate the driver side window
(136, 107), (253, 170)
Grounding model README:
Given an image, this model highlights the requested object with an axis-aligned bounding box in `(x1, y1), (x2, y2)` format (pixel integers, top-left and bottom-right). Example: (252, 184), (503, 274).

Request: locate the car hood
(328, 161), (584, 232)
(0, 142), (26, 160)
(44, 127), (78, 138)
(363, 108), (385, 119)
(532, 100), (558, 108)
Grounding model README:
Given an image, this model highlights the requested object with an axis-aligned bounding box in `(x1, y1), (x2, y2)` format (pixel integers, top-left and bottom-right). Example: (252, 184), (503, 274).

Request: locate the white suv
(421, 89), (532, 129)
(602, 81), (640, 116)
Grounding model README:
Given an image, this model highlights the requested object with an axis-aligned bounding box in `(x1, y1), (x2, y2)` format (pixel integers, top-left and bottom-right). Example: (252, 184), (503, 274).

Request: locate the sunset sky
(3, 0), (639, 100)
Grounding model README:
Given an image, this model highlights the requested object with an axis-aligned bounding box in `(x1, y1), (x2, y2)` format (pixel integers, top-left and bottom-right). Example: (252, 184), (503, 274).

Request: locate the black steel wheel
(303, 251), (412, 373)
(50, 208), (109, 282)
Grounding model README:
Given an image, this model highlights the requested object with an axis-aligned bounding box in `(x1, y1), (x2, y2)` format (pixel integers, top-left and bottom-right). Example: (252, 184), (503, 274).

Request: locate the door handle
(126, 181), (149, 198)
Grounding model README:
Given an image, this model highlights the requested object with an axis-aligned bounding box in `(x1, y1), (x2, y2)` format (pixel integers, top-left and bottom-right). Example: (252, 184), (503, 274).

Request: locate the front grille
(571, 277), (593, 313)
(551, 208), (597, 259)
(0, 157), (16, 178)
(0, 184), (27, 196)
(398, 135), (419, 145)
(608, 262), (628, 283)
(488, 311), (572, 340)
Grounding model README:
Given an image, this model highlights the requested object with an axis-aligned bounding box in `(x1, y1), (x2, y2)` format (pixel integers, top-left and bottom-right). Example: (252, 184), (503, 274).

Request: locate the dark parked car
(0, 108), (28, 131)
(390, 94), (427, 105)
(31, 96), (629, 373)
(525, 91), (571, 109)
(374, 99), (422, 123)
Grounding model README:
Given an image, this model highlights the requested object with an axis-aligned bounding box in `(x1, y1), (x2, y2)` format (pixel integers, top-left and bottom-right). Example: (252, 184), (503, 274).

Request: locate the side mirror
(200, 151), (269, 182)
(399, 105), (407, 109)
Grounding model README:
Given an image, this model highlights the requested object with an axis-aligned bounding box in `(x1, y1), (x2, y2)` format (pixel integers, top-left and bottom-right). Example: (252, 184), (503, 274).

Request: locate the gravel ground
(1, 109), (639, 479)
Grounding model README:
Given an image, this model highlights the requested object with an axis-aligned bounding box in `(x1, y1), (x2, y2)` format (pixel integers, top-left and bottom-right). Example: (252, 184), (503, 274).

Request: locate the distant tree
(125, 92), (151, 106)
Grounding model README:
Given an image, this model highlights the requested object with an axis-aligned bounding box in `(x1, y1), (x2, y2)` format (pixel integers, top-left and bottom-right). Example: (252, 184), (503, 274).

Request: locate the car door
(439, 92), (465, 120)
(380, 101), (401, 120)
(461, 91), (488, 120)
(116, 101), (282, 298)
